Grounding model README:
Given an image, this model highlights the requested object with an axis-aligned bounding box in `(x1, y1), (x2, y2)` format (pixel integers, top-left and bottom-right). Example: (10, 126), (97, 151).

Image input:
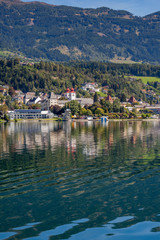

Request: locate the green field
(97, 91), (108, 97)
(125, 76), (160, 84)
(0, 50), (25, 59)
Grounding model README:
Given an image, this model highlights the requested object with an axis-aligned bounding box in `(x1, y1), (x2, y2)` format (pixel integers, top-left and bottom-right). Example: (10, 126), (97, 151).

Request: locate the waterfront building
(8, 109), (54, 120)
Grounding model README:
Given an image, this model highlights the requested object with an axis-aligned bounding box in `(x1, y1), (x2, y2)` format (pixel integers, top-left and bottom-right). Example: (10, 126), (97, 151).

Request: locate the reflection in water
(1, 120), (159, 158)
(0, 121), (160, 239)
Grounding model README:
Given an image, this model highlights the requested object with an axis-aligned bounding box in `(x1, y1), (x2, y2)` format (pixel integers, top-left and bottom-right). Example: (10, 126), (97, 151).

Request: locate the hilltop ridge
(0, 0), (160, 63)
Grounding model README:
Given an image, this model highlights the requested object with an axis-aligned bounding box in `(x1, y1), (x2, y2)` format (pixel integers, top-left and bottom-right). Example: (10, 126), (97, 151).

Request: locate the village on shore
(0, 81), (160, 121)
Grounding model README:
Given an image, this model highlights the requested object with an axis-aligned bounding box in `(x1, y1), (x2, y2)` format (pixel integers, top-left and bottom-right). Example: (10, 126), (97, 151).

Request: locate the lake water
(0, 120), (160, 240)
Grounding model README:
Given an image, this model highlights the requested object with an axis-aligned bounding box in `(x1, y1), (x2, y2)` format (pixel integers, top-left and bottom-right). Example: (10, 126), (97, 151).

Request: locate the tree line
(0, 59), (155, 101)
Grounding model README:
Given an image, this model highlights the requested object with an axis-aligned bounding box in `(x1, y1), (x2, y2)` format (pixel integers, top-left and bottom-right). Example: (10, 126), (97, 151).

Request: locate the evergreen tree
(94, 92), (99, 103)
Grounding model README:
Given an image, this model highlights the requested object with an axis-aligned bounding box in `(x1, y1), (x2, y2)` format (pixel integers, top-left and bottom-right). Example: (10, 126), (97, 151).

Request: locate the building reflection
(0, 121), (160, 159)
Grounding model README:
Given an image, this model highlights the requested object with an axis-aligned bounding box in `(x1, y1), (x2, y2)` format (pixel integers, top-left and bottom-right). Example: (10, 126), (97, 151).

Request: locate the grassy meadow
(125, 76), (160, 84)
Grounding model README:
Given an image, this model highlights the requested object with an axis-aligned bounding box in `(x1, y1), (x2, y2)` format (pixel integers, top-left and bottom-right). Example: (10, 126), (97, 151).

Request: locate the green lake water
(0, 120), (160, 240)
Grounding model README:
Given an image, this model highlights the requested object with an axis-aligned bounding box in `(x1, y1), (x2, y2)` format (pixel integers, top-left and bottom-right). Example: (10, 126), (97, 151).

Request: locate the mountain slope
(0, 0), (160, 63)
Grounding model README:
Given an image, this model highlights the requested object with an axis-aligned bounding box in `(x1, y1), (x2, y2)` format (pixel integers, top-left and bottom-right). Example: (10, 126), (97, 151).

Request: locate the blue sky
(22, 0), (160, 16)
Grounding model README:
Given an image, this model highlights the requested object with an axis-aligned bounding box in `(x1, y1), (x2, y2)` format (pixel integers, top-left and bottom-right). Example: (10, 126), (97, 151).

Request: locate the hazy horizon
(22, 0), (160, 17)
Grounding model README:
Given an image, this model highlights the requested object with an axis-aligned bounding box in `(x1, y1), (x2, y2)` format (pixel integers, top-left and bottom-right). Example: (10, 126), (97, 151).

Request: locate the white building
(27, 96), (42, 105)
(82, 83), (100, 92)
(8, 109), (54, 120)
(57, 100), (70, 108)
(48, 92), (58, 106)
(76, 98), (93, 107)
(40, 92), (58, 110)
(58, 88), (93, 107)
(64, 88), (76, 100)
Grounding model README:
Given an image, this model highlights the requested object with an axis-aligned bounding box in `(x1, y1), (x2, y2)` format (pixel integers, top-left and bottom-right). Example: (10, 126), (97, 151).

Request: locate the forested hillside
(1, 0), (160, 63)
(1, 59), (160, 101)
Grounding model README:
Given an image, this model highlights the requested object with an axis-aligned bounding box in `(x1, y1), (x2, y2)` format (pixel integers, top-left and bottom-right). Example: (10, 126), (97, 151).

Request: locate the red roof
(66, 88), (70, 93)
(129, 96), (137, 103)
(106, 95), (113, 101)
(71, 88), (75, 92)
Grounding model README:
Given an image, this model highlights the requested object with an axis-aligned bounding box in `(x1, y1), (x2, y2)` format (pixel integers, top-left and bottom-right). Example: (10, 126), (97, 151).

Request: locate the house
(39, 92), (48, 100)
(138, 99), (143, 104)
(89, 89), (96, 94)
(40, 92), (58, 110)
(128, 77), (137, 81)
(82, 83), (100, 92)
(48, 92), (58, 106)
(141, 89), (147, 94)
(15, 90), (23, 95)
(102, 88), (108, 94)
(112, 97), (118, 101)
(142, 104), (160, 114)
(12, 95), (24, 104)
(12, 90), (24, 104)
(146, 90), (156, 96)
(27, 96), (42, 106)
(106, 95), (113, 103)
(134, 104), (150, 112)
(2, 85), (9, 90)
(24, 92), (35, 104)
(0, 87), (7, 96)
(120, 102), (128, 107)
(40, 99), (48, 110)
(128, 96), (137, 104)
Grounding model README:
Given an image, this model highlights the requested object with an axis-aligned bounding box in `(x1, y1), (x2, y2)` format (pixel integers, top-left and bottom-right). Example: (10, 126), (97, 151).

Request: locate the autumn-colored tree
(95, 108), (104, 116)
(50, 105), (62, 114)
(8, 87), (15, 97)
(0, 104), (8, 118)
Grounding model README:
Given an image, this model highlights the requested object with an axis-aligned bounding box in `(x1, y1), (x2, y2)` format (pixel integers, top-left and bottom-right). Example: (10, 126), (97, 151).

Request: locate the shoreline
(1, 118), (160, 123)
(72, 118), (160, 122)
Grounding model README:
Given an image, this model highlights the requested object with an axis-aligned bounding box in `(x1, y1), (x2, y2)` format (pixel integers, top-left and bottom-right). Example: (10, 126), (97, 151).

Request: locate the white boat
(86, 116), (93, 121)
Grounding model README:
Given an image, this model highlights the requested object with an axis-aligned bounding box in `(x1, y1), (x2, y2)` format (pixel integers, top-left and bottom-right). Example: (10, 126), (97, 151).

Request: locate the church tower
(70, 88), (76, 100)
